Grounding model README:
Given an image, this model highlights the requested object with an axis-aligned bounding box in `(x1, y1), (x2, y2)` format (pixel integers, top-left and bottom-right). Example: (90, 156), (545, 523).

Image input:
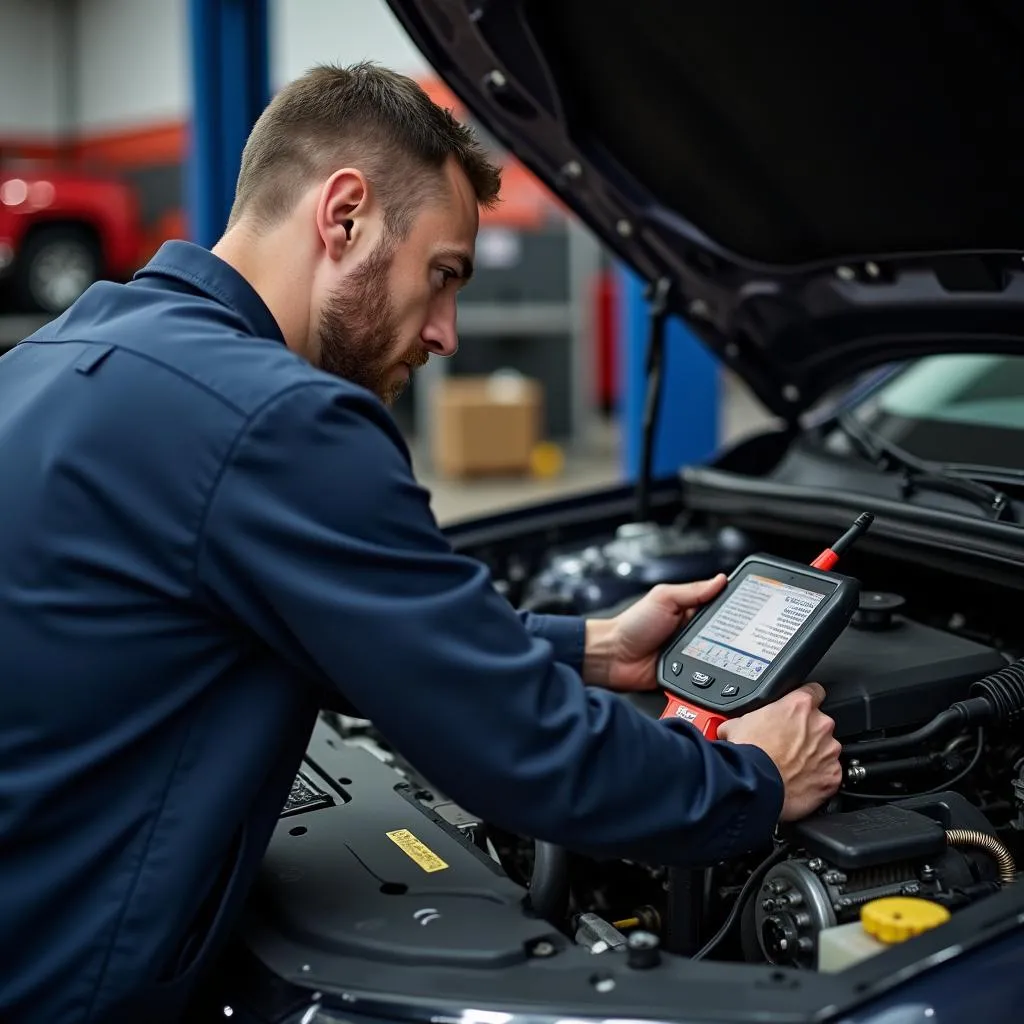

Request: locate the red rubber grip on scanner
(660, 693), (728, 740)
(810, 548), (838, 571)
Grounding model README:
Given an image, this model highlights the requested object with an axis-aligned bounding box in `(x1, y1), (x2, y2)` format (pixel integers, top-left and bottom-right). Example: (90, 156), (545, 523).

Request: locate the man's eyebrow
(436, 248), (474, 282)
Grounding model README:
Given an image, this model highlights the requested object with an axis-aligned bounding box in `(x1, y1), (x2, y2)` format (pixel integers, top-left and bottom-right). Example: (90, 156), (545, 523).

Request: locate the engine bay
(219, 504), (1024, 1022)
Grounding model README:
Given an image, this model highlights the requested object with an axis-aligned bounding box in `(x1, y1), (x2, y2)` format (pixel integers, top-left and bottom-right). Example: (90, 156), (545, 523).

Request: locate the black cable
(843, 698), (989, 759)
(845, 657), (1024, 763)
(636, 278), (671, 523)
(691, 843), (790, 961)
(841, 728), (985, 802)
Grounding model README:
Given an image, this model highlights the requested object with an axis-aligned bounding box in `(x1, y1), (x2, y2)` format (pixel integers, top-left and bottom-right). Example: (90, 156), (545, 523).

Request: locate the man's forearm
(582, 617), (617, 687)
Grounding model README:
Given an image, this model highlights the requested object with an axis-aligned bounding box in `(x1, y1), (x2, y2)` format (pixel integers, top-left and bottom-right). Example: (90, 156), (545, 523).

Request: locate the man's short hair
(228, 62), (502, 236)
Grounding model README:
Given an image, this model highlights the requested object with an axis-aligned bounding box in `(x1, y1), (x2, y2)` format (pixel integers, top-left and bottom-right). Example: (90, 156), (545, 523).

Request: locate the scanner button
(720, 684), (739, 697)
(691, 671), (713, 688)
(670, 660), (683, 676)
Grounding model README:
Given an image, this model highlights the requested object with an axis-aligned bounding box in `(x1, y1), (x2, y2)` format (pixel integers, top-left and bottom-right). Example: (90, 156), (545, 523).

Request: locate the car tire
(16, 225), (101, 315)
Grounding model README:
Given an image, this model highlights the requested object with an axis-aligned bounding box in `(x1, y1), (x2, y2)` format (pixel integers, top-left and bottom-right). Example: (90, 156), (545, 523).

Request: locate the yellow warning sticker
(386, 829), (449, 873)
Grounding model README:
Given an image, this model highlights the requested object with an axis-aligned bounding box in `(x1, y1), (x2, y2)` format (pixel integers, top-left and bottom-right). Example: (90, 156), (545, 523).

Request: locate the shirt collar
(133, 240), (287, 345)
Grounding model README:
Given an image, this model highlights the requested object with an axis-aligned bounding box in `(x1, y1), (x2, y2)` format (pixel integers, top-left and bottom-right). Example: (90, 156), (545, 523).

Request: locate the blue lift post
(616, 265), (720, 483)
(186, 0), (271, 247)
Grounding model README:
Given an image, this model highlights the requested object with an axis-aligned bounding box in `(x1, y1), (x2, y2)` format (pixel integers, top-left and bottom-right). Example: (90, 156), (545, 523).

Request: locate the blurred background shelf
(401, 219), (603, 467)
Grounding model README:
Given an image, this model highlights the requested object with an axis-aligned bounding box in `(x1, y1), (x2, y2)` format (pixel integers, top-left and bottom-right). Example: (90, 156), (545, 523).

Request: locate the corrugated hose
(946, 829), (1017, 885)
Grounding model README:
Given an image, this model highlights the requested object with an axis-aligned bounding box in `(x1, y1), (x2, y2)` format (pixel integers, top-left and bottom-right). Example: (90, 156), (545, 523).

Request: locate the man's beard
(317, 236), (426, 405)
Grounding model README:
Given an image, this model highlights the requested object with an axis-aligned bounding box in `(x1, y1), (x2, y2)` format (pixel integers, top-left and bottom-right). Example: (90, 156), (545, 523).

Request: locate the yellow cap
(530, 442), (565, 479)
(860, 897), (950, 944)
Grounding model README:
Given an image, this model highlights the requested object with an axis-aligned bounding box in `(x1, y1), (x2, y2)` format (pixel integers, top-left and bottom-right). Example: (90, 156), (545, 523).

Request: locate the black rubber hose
(528, 840), (570, 923)
(692, 843), (791, 961)
(845, 657), (1024, 760)
(849, 752), (944, 783)
(971, 658), (1024, 723)
(843, 698), (990, 759)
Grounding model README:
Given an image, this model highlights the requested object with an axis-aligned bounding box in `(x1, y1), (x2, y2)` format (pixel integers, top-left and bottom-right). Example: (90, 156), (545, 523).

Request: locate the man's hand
(718, 683), (842, 821)
(582, 575), (727, 691)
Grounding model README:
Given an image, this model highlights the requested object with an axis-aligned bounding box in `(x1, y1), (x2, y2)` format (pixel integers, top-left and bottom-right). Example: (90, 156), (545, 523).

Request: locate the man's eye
(435, 267), (458, 288)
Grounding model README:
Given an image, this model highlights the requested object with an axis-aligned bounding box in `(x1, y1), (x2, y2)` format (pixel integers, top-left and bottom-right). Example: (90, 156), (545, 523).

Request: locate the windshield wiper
(834, 412), (1015, 524)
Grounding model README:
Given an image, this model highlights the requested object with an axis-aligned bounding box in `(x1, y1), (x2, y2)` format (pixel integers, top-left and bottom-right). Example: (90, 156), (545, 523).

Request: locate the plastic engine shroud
(627, 599), (1005, 739)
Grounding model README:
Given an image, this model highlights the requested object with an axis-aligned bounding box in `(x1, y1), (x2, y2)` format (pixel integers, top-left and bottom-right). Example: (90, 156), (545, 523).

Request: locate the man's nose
(422, 314), (458, 357)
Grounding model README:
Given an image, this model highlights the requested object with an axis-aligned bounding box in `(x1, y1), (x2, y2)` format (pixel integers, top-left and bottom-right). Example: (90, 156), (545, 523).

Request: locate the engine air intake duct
(971, 658), (1024, 723)
(846, 657), (1024, 759)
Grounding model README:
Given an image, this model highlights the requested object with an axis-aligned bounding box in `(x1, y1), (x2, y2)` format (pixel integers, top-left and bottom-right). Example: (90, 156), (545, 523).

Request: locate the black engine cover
(242, 724), (559, 972)
(792, 792), (1000, 875)
(793, 805), (947, 870)
(811, 614), (1005, 738)
(628, 609), (1004, 739)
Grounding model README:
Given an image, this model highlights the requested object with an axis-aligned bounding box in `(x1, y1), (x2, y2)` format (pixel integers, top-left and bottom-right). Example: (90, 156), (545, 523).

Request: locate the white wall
(270, 0), (430, 86)
(0, 0), (433, 139)
(72, 0), (433, 132)
(73, 0), (188, 132)
(0, 0), (65, 135)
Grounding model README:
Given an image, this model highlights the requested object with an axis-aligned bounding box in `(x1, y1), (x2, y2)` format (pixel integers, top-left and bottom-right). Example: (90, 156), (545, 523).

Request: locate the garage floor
(415, 373), (777, 526)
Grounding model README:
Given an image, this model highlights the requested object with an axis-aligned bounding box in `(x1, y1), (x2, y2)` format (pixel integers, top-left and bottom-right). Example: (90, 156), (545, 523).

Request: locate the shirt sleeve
(194, 382), (784, 866)
(518, 611), (585, 674)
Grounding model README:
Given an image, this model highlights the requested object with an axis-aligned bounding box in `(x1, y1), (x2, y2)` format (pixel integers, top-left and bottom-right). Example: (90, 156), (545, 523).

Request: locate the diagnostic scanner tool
(657, 513), (874, 738)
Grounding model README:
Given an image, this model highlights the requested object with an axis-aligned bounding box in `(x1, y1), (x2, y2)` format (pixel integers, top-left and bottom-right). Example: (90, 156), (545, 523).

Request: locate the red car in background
(0, 162), (143, 314)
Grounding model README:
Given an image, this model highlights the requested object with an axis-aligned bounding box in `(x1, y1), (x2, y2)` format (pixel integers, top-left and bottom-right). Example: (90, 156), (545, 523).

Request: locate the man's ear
(316, 169), (370, 261)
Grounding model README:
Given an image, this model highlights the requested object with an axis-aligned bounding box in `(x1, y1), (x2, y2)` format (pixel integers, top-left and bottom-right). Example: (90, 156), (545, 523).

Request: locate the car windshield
(844, 353), (1024, 473)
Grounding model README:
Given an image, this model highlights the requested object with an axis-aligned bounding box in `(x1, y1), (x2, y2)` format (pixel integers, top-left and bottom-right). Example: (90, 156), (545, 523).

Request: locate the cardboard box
(431, 373), (543, 478)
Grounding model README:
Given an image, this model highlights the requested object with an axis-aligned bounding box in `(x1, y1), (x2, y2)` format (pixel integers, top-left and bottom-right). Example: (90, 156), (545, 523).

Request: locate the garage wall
(270, 0), (431, 84)
(73, 0), (189, 132)
(1, 0), (432, 141)
(68, 0), (428, 135)
(0, 0), (65, 137)
(0, 1), (551, 255)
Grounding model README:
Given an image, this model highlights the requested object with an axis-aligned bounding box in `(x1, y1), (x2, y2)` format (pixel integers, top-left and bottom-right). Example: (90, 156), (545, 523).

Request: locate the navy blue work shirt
(0, 241), (783, 1022)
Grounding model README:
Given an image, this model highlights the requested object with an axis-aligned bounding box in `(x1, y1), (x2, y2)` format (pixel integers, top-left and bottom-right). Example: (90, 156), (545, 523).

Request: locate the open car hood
(385, 0), (1024, 419)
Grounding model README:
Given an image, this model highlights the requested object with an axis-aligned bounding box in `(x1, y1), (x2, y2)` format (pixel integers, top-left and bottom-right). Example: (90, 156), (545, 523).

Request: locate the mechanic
(0, 63), (842, 1023)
